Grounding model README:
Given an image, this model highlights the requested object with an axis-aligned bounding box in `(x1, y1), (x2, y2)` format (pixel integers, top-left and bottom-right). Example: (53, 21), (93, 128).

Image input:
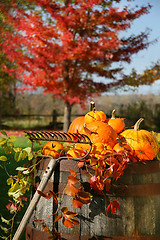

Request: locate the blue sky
(113, 0), (160, 95)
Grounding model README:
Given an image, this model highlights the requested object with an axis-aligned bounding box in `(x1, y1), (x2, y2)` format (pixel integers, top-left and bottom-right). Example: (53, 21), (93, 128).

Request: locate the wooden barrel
(26, 159), (160, 240)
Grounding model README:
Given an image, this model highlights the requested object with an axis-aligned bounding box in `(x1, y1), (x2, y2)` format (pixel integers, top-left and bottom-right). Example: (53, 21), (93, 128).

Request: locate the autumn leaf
(42, 223), (50, 233)
(90, 175), (104, 195)
(37, 190), (58, 204)
(68, 174), (78, 185)
(62, 217), (74, 228)
(65, 183), (79, 197)
(72, 198), (83, 208)
(54, 214), (62, 223)
(61, 207), (80, 228)
(106, 199), (120, 215)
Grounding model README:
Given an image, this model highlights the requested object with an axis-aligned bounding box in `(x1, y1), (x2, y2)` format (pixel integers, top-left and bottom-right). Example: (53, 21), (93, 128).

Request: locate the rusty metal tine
(53, 131), (67, 140)
(59, 131), (73, 141)
(25, 131), (92, 146)
(46, 131), (58, 140)
(80, 133), (92, 143)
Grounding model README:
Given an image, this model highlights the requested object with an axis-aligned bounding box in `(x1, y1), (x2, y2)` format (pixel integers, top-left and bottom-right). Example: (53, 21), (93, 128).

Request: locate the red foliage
(0, 1), (151, 108)
(107, 198), (120, 215)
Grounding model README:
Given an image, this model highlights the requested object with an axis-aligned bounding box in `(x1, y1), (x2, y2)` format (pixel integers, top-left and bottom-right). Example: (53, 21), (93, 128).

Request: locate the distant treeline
(1, 93), (160, 132)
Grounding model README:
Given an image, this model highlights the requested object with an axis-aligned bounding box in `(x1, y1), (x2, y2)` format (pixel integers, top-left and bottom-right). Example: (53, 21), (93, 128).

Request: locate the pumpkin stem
(111, 109), (116, 119)
(90, 101), (95, 112)
(134, 118), (144, 131)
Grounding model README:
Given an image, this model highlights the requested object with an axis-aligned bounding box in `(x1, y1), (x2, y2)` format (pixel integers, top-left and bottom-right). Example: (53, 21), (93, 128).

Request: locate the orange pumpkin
(113, 142), (132, 154)
(84, 110), (107, 124)
(84, 121), (118, 148)
(107, 109), (125, 133)
(68, 116), (85, 134)
(91, 142), (113, 159)
(42, 141), (64, 158)
(66, 145), (86, 159)
(120, 118), (159, 160)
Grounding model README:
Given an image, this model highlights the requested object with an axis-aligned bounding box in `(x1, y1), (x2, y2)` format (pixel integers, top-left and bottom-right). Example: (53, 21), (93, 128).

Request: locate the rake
(12, 130), (92, 240)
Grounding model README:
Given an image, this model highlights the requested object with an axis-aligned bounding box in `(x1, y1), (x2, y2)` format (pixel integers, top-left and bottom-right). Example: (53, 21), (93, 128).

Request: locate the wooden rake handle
(12, 157), (58, 240)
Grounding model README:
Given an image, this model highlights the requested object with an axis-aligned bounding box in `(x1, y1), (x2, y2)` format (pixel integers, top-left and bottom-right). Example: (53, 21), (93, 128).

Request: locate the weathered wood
(26, 159), (160, 240)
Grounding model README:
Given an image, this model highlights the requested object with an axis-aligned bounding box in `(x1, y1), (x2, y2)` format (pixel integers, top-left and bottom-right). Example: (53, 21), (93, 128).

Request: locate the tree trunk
(63, 101), (72, 132)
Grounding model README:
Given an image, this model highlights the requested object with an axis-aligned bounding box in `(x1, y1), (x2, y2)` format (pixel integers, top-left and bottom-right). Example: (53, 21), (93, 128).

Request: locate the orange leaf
(65, 183), (79, 197)
(42, 223), (50, 233)
(69, 169), (76, 176)
(54, 214), (62, 223)
(77, 190), (92, 204)
(104, 168), (112, 179)
(61, 206), (68, 214)
(70, 218), (80, 226)
(72, 198), (83, 208)
(78, 161), (84, 168)
(37, 190), (58, 203)
(62, 217), (73, 228)
(68, 174), (78, 184)
(65, 211), (77, 219)
(34, 217), (43, 224)
(105, 178), (111, 192)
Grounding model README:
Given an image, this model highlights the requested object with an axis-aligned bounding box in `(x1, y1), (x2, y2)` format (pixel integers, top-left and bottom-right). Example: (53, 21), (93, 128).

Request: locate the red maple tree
(0, 0), (152, 130)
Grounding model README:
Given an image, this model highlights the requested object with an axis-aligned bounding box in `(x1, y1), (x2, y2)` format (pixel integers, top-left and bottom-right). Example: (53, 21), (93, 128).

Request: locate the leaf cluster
(0, 130), (34, 239)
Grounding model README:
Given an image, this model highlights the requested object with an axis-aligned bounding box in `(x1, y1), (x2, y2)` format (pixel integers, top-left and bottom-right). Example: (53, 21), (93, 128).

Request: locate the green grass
(0, 135), (41, 240)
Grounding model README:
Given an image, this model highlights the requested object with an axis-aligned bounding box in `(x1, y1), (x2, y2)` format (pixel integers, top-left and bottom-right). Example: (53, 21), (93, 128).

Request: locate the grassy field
(0, 135), (41, 240)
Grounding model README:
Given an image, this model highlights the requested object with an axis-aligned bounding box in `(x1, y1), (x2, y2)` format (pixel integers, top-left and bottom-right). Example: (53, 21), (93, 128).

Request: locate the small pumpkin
(66, 145), (86, 159)
(91, 142), (113, 159)
(42, 141), (64, 158)
(120, 118), (159, 161)
(84, 121), (118, 148)
(84, 101), (106, 124)
(68, 116), (85, 134)
(84, 110), (106, 124)
(113, 142), (132, 154)
(107, 109), (125, 133)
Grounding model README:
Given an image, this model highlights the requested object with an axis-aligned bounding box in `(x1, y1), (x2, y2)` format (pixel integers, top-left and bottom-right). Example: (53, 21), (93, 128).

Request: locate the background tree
(0, 0), (157, 130)
(0, 6), (18, 125)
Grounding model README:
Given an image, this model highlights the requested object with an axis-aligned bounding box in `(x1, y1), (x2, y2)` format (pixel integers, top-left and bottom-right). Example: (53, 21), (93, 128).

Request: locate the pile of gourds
(42, 102), (159, 163)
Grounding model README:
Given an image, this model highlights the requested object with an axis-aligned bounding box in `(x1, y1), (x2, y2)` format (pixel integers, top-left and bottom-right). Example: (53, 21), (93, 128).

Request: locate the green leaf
(8, 135), (17, 142)
(0, 235), (8, 240)
(15, 151), (23, 162)
(23, 147), (33, 160)
(14, 150), (27, 162)
(16, 167), (28, 171)
(1, 216), (10, 225)
(0, 130), (7, 136)
(16, 167), (30, 174)
(28, 152), (33, 160)
(22, 150), (28, 159)
(8, 182), (22, 198)
(23, 170), (30, 175)
(0, 138), (7, 146)
(4, 146), (12, 155)
(0, 156), (7, 162)
(0, 225), (9, 233)
(13, 147), (22, 153)
(7, 178), (14, 185)
(23, 147), (31, 154)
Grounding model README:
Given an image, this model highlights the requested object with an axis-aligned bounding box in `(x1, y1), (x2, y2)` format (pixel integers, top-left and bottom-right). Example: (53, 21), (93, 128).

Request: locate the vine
(0, 130), (35, 240)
